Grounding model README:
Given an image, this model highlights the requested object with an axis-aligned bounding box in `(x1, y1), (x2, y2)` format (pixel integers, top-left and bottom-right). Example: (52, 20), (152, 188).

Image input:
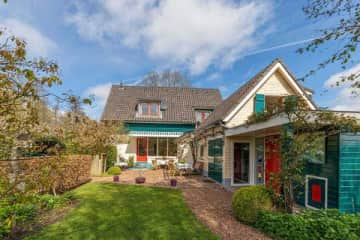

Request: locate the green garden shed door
(208, 138), (223, 183)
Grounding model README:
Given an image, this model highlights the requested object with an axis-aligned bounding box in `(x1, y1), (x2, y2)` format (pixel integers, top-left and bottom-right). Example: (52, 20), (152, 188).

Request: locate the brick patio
(92, 169), (269, 240)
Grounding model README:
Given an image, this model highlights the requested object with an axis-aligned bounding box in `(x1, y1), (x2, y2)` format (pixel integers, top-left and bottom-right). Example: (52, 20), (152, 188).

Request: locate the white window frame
(231, 140), (253, 186)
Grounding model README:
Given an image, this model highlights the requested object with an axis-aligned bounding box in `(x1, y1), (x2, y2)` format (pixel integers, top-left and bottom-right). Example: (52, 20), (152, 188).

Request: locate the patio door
(136, 137), (148, 162)
(233, 142), (250, 184)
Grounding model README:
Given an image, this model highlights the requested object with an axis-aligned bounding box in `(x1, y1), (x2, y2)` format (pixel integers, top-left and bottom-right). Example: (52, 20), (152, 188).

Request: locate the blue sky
(1, 0), (359, 119)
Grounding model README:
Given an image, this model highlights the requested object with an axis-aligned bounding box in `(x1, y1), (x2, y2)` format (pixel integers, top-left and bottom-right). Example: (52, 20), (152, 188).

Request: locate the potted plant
(107, 166), (122, 182)
(170, 178), (177, 187)
(135, 170), (146, 184)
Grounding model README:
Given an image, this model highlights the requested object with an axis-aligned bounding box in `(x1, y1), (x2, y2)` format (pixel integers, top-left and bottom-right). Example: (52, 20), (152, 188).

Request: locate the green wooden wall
(208, 138), (223, 183)
(338, 133), (360, 213)
(295, 134), (339, 209)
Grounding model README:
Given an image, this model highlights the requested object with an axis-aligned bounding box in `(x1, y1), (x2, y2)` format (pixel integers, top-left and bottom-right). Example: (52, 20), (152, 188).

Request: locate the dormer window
(138, 102), (161, 117)
(195, 110), (212, 127)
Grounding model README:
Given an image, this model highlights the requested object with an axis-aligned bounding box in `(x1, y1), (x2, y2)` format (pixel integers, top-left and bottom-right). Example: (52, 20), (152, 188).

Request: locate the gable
(225, 65), (315, 128)
(257, 70), (296, 96)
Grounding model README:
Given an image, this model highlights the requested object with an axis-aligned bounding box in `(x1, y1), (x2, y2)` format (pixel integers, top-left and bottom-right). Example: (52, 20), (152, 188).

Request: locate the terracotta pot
(170, 179), (177, 187)
(135, 176), (146, 184)
(113, 175), (119, 182)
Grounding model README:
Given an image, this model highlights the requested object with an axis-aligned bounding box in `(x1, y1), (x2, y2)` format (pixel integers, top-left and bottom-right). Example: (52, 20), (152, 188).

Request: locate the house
(101, 85), (222, 167)
(178, 59), (360, 213)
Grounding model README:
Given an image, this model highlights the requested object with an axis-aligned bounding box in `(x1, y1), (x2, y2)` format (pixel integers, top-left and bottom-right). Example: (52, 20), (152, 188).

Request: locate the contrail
(242, 38), (316, 57)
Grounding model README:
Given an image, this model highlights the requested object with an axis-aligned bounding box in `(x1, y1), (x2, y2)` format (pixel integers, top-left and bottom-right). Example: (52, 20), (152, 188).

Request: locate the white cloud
(83, 82), (112, 119)
(206, 73), (221, 82)
(66, 0), (272, 74)
(0, 18), (58, 57)
(323, 64), (360, 111)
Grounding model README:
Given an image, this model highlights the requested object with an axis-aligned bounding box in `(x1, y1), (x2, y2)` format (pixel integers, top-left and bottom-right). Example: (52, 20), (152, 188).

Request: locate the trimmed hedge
(107, 166), (122, 176)
(255, 209), (360, 240)
(232, 186), (273, 224)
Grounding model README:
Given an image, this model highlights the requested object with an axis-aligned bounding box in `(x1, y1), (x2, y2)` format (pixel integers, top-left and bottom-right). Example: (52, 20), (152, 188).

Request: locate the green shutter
(285, 95), (297, 112)
(254, 94), (265, 113)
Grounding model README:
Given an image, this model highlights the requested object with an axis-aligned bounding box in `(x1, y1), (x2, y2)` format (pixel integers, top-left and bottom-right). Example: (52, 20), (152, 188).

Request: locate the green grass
(26, 182), (218, 240)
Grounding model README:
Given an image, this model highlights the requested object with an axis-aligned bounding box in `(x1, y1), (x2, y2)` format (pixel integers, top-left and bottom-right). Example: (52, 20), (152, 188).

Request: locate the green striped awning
(125, 123), (195, 137)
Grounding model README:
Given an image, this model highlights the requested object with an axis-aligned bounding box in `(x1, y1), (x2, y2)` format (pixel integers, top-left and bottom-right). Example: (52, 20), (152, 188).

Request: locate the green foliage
(0, 203), (37, 238)
(105, 146), (117, 169)
(298, 1), (360, 93)
(107, 166), (121, 176)
(128, 156), (134, 168)
(21, 136), (66, 157)
(37, 194), (70, 209)
(256, 209), (360, 240)
(232, 186), (273, 224)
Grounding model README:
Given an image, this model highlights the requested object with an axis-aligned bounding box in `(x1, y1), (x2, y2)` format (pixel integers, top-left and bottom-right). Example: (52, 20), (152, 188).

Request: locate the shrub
(37, 194), (71, 209)
(232, 186), (273, 224)
(128, 156), (134, 167)
(107, 166), (122, 176)
(255, 209), (360, 240)
(105, 146), (117, 170)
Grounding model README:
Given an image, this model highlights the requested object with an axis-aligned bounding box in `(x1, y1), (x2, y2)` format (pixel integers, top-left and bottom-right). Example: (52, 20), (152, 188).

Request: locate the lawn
(26, 182), (218, 240)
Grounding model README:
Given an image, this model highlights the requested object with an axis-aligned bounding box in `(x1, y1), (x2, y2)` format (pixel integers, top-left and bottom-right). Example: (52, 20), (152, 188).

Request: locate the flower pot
(170, 179), (177, 187)
(135, 176), (146, 184)
(113, 175), (119, 182)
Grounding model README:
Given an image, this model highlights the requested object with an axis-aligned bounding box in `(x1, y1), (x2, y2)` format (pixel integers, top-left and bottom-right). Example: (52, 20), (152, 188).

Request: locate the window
(195, 111), (211, 127)
(303, 133), (325, 164)
(139, 102), (160, 117)
(150, 103), (159, 116)
(141, 103), (148, 115)
(168, 138), (177, 156)
(158, 138), (167, 156)
(148, 138), (157, 156)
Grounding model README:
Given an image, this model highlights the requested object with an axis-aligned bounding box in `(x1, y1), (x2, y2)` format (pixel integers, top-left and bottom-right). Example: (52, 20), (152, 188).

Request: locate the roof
(203, 58), (316, 127)
(101, 85), (222, 124)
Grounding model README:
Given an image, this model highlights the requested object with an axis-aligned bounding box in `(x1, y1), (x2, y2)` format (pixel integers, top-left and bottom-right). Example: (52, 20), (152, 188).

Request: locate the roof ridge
(111, 84), (220, 91)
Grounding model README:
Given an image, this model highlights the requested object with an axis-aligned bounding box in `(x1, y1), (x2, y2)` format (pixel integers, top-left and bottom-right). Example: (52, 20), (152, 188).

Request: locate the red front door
(265, 135), (281, 187)
(136, 138), (148, 162)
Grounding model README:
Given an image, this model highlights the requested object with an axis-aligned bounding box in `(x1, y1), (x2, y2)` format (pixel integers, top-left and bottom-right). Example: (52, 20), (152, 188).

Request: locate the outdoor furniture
(156, 158), (168, 168)
(151, 160), (159, 170)
(176, 162), (193, 176)
(167, 161), (177, 177)
(115, 162), (128, 168)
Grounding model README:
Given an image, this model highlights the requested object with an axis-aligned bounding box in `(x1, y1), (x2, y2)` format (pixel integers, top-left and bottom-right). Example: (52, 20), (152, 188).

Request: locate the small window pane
(141, 104), (148, 115)
(168, 138), (177, 156)
(150, 103), (158, 116)
(158, 138), (167, 156)
(148, 138), (157, 156)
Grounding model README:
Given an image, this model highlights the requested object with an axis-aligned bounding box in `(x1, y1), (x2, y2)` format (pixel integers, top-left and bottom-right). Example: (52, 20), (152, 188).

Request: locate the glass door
(233, 142), (250, 184)
(136, 137), (148, 162)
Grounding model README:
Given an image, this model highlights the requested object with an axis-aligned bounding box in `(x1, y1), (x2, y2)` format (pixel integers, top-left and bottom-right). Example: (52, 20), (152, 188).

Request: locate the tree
(140, 69), (191, 87)
(0, 30), (91, 160)
(299, 0), (360, 94)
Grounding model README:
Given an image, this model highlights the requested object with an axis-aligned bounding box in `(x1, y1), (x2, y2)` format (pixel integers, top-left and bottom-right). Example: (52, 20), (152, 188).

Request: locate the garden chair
(151, 159), (159, 170)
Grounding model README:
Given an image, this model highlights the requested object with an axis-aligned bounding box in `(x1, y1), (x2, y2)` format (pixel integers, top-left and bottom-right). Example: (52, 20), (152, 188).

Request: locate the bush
(232, 186), (273, 224)
(107, 166), (122, 176)
(255, 209), (360, 240)
(21, 135), (66, 157)
(0, 203), (38, 238)
(128, 156), (134, 168)
(106, 146), (117, 170)
(37, 194), (71, 209)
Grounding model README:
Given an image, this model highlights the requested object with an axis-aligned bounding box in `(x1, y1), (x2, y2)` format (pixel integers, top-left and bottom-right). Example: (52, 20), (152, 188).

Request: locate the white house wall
(225, 70), (296, 128)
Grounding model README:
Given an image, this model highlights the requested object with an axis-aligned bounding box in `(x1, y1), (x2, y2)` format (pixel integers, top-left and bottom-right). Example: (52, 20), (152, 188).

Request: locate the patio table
(176, 163), (192, 170)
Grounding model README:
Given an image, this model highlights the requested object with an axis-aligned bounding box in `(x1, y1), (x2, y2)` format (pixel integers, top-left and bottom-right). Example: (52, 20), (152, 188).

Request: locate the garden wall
(0, 154), (92, 192)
